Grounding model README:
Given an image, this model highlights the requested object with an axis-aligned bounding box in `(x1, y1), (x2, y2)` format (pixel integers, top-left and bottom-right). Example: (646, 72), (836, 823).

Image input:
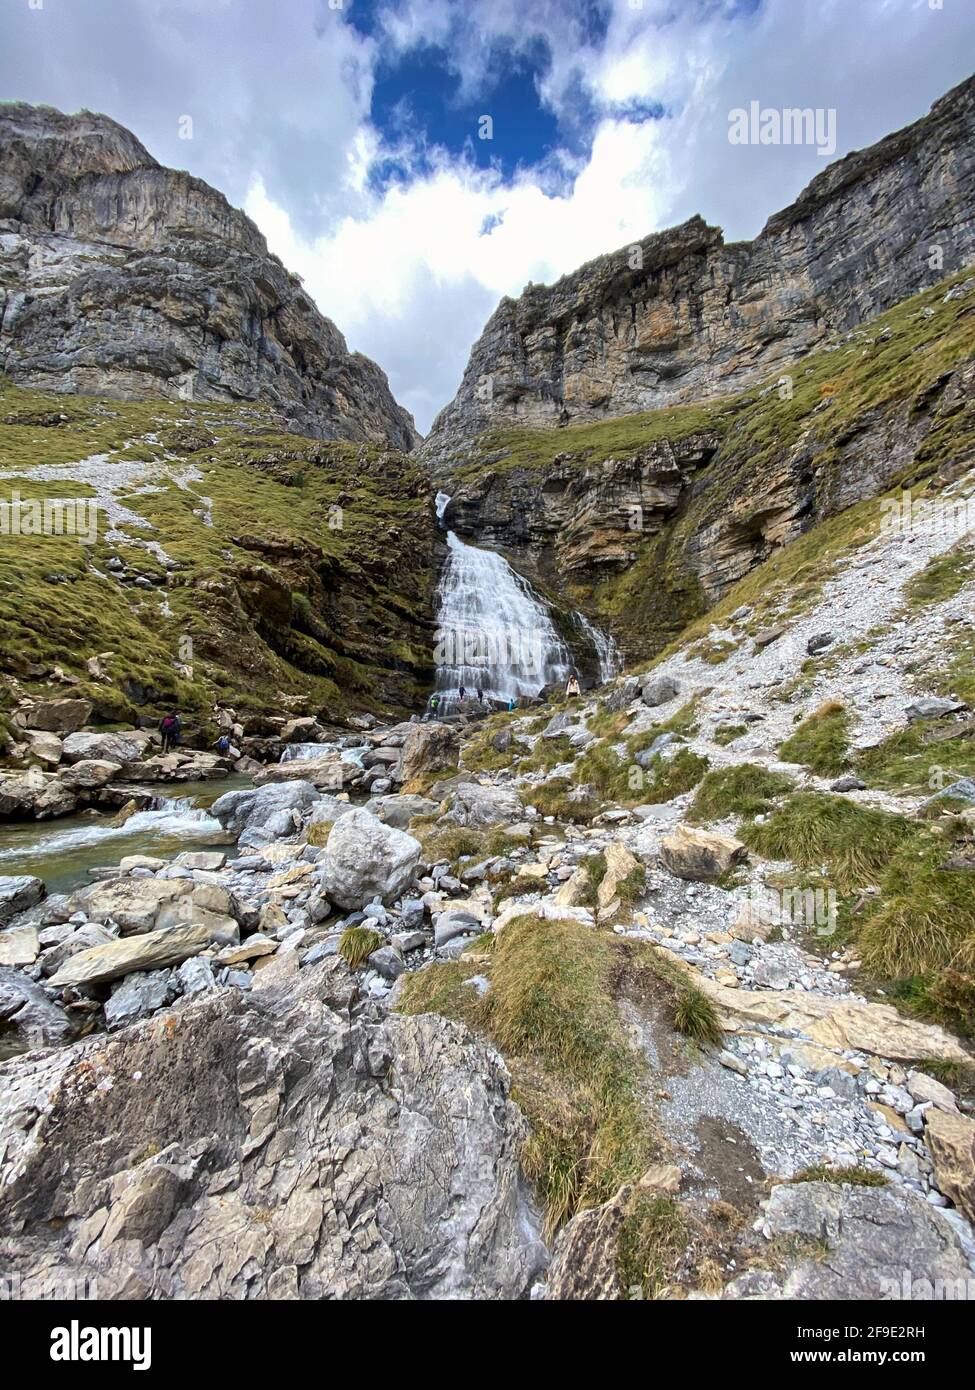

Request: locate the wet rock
(0, 967), (72, 1046)
(105, 969), (177, 1029)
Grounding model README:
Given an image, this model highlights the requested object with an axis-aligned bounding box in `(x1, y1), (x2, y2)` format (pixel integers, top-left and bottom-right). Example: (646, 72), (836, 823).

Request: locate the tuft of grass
(523, 777), (601, 823)
(903, 545), (975, 608)
(617, 1194), (688, 1299)
(689, 764), (795, 823)
(857, 719), (975, 794)
(401, 914), (657, 1234)
(672, 985), (723, 1047)
(713, 722), (747, 746)
(779, 700), (851, 775)
(338, 926), (384, 968)
(788, 1165), (886, 1188)
(741, 791), (915, 894)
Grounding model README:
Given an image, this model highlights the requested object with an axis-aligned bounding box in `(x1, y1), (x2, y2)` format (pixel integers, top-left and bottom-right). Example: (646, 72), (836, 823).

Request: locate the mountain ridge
(0, 102), (419, 450)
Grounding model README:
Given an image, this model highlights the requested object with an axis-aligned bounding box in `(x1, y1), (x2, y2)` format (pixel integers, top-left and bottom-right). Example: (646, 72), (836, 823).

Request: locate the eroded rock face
(425, 77), (975, 461)
(0, 104), (418, 450)
(0, 957), (546, 1300)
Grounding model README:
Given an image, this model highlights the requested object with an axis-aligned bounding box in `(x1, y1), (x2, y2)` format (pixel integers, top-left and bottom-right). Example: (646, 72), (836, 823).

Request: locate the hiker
(476, 688), (483, 704)
(459, 684), (466, 701)
(159, 709), (182, 752)
(507, 696), (515, 712)
(215, 733), (231, 756)
(428, 693), (439, 713)
(566, 674), (581, 699)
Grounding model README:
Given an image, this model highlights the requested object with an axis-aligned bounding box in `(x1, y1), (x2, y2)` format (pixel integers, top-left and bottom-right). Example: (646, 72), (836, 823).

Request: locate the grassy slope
(0, 382), (435, 725)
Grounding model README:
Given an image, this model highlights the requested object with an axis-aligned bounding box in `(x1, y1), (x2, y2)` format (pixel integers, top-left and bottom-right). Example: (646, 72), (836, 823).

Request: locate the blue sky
(2, 0), (974, 432)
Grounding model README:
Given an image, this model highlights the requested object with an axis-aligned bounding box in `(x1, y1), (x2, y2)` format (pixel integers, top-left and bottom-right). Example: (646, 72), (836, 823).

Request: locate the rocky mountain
(425, 74), (975, 470)
(439, 269), (975, 662)
(0, 104), (419, 450)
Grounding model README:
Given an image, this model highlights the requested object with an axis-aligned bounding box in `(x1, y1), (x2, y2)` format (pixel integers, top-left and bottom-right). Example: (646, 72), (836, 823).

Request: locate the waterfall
(433, 493), (620, 713)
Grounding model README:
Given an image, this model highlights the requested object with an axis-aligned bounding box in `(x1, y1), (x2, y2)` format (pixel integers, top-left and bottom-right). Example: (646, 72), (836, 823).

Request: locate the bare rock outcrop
(0, 956), (545, 1299)
(0, 104), (418, 450)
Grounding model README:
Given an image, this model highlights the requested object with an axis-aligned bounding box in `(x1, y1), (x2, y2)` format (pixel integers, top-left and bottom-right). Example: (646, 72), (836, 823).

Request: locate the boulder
(23, 730), (63, 766)
(753, 624), (787, 649)
(0, 957), (545, 1299)
(210, 780), (321, 841)
(906, 697), (966, 722)
(60, 731), (143, 765)
(59, 758), (122, 790)
(660, 825), (746, 881)
(319, 809), (422, 909)
(0, 768), (77, 820)
(399, 722), (459, 787)
(595, 842), (642, 923)
(906, 1070), (959, 1114)
(924, 1109), (975, 1224)
(23, 698), (92, 734)
(49, 923), (213, 987)
(105, 969), (177, 1029)
(641, 675), (680, 707)
(368, 945), (406, 980)
(40, 923), (116, 977)
(253, 756), (356, 791)
(761, 1181), (973, 1299)
(67, 877), (196, 934)
(367, 793), (438, 829)
(806, 633), (833, 655)
(445, 782), (523, 828)
(0, 874), (45, 926)
(0, 925), (40, 966)
(0, 966), (72, 1046)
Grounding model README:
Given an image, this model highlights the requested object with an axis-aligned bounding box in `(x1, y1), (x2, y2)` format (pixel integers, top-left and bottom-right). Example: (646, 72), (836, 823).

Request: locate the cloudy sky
(3, 0), (974, 433)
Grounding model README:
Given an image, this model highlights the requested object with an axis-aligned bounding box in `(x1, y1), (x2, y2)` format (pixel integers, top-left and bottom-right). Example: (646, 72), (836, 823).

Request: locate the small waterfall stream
(433, 492), (619, 712)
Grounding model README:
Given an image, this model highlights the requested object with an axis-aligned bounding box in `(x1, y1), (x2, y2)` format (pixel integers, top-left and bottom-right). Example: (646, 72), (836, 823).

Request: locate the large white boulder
(320, 808), (421, 909)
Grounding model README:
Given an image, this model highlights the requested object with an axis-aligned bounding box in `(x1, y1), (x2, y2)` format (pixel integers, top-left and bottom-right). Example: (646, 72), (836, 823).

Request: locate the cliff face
(0, 105), (419, 450)
(440, 271), (975, 662)
(425, 75), (975, 472)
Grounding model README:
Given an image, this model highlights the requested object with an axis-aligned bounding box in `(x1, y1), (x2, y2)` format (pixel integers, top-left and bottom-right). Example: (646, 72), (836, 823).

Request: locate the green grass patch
(689, 764), (795, 823)
(788, 1165), (886, 1188)
(779, 701), (851, 775)
(338, 926), (383, 968)
(904, 545), (975, 608)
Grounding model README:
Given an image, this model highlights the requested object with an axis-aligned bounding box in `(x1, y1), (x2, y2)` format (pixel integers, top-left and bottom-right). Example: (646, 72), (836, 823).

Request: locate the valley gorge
(2, 73), (975, 1308)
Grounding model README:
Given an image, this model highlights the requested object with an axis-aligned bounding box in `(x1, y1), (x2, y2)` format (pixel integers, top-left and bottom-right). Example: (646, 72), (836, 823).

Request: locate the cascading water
(433, 492), (620, 712)
(279, 741), (368, 769)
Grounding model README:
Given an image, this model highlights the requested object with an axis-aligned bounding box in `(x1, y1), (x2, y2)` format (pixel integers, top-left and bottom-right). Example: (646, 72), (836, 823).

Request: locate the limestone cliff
(425, 75), (975, 472)
(0, 105), (419, 450)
